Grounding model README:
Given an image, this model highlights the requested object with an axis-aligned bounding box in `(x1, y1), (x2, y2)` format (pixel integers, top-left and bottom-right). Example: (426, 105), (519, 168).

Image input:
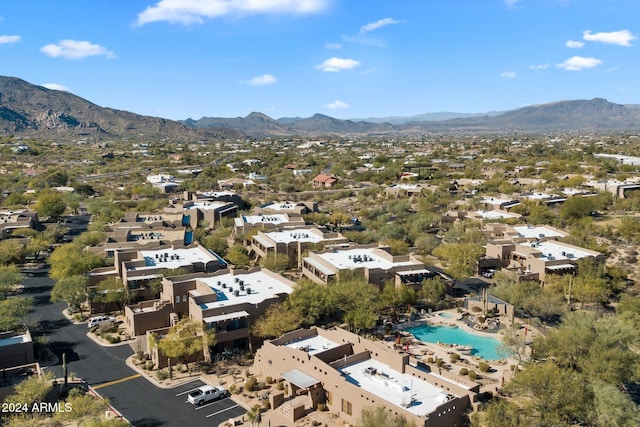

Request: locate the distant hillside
(183, 112), (392, 136)
(2, 75), (638, 138)
(185, 99), (640, 136)
(0, 76), (242, 141)
(353, 111), (506, 125)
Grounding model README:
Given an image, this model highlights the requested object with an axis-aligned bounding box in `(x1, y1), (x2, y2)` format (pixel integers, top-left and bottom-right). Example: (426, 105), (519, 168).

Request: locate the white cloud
(501, 71), (516, 79)
(556, 56), (602, 71)
(42, 83), (70, 92)
(243, 74), (277, 86)
(359, 18), (401, 34)
(325, 100), (349, 109)
(583, 30), (637, 47)
(565, 40), (584, 48)
(40, 39), (116, 59)
(136, 0), (328, 25)
(315, 57), (360, 72)
(529, 63), (549, 70)
(324, 42), (342, 50)
(0, 35), (20, 44)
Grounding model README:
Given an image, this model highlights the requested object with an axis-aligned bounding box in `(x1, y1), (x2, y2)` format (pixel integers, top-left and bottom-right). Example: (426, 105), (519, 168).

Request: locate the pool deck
(392, 309), (539, 395)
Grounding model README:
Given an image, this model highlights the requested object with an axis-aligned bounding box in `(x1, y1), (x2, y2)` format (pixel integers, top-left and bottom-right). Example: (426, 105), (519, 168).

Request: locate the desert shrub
(156, 369), (170, 381)
(478, 361), (490, 372)
(277, 381), (284, 390)
(312, 421), (321, 427)
(262, 400), (270, 410)
(450, 353), (460, 362)
(245, 377), (258, 392)
(144, 361), (154, 370)
(317, 403), (327, 412)
(435, 358), (444, 367)
(427, 357), (434, 363)
(265, 376), (273, 384)
(106, 335), (120, 344)
(468, 370), (477, 380)
(229, 384), (238, 394)
(459, 368), (468, 376)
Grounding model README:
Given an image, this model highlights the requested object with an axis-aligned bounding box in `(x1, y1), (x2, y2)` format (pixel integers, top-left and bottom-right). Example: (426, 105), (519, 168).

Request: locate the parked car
(187, 385), (228, 405)
(87, 315), (116, 329)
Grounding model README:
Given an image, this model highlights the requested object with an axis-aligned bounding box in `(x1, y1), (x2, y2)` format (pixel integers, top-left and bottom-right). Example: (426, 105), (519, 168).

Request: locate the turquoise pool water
(407, 324), (505, 360)
(438, 312), (455, 319)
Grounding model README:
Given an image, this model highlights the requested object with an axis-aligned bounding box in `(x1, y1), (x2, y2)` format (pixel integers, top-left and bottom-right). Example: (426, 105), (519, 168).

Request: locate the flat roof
(197, 270), (294, 311)
(237, 214), (290, 225)
(261, 202), (302, 211)
(339, 358), (457, 417)
(480, 197), (512, 205)
(203, 310), (249, 324)
(512, 225), (566, 239)
(260, 229), (344, 245)
(534, 241), (596, 261)
(472, 210), (519, 219)
(0, 334), (29, 347)
(281, 369), (320, 389)
(284, 335), (341, 356)
(137, 246), (222, 271)
(185, 201), (234, 211)
(312, 248), (421, 271)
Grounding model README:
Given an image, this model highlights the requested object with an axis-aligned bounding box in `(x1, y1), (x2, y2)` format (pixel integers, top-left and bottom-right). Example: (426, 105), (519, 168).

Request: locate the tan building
(485, 240), (605, 282)
(302, 245), (428, 287)
(254, 201), (317, 216)
(251, 227), (349, 268)
(482, 223), (568, 241)
(0, 209), (39, 240)
(88, 243), (226, 309)
(124, 267), (295, 352)
(0, 329), (35, 369)
(254, 327), (477, 426)
(312, 173), (338, 188)
(233, 213), (306, 238)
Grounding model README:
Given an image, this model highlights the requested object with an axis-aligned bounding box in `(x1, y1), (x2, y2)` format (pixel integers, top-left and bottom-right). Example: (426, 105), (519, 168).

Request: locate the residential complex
(254, 327), (478, 426)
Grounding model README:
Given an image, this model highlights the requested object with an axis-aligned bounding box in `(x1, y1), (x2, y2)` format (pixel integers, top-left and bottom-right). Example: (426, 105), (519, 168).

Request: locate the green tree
(432, 242), (484, 279)
(51, 275), (89, 313)
(505, 361), (591, 426)
(260, 253), (290, 272)
(560, 196), (597, 221)
(53, 388), (109, 425)
(226, 244), (251, 268)
(0, 296), (32, 332)
(0, 264), (23, 300)
(470, 399), (524, 427)
(49, 243), (104, 280)
(33, 189), (67, 220)
(287, 281), (336, 325)
(592, 380), (640, 427)
(418, 277), (447, 305)
(357, 405), (417, 427)
(252, 302), (302, 338)
(93, 277), (130, 312)
(4, 371), (54, 407)
(156, 319), (215, 370)
(0, 239), (25, 265)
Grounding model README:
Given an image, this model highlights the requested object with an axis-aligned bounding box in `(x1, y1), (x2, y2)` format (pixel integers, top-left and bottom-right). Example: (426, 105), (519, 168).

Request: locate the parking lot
(171, 380), (247, 425)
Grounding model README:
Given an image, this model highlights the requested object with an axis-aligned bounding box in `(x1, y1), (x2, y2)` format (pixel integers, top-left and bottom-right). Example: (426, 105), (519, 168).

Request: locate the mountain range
(1, 75), (639, 140)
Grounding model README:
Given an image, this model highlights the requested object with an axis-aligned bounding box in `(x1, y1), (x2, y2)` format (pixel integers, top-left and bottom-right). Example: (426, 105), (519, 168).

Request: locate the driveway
(23, 274), (246, 426)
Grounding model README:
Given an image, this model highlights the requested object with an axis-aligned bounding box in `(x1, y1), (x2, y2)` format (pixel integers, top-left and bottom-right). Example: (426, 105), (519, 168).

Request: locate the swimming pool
(407, 324), (505, 360)
(438, 312), (455, 319)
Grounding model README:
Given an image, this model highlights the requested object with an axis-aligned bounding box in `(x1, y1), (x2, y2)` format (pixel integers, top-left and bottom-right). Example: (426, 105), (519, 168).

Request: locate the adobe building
(485, 239), (605, 282)
(0, 209), (40, 240)
(0, 329), (35, 369)
(254, 327), (477, 426)
(88, 243), (226, 308)
(254, 201), (318, 216)
(233, 213), (306, 238)
(482, 223), (568, 242)
(251, 227), (349, 269)
(124, 267), (295, 351)
(301, 244), (428, 287)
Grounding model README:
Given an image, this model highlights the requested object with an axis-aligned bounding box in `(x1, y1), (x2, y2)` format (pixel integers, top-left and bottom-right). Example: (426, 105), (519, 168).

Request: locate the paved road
(23, 274), (246, 426)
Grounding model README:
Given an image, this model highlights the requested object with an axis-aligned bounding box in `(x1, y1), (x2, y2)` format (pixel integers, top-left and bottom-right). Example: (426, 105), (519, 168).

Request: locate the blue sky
(0, 0), (638, 120)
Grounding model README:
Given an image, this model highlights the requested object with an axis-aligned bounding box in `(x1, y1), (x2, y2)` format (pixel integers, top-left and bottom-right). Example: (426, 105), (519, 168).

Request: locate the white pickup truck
(187, 385), (228, 405)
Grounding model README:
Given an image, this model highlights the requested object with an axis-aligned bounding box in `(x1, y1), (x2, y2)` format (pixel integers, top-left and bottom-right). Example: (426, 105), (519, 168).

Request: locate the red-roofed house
(312, 173), (338, 188)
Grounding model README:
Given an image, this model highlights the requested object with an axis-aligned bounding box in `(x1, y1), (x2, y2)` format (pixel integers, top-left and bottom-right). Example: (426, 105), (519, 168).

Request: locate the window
(182, 295), (187, 302)
(175, 295), (180, 303)
(341, 399), (352, 416)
